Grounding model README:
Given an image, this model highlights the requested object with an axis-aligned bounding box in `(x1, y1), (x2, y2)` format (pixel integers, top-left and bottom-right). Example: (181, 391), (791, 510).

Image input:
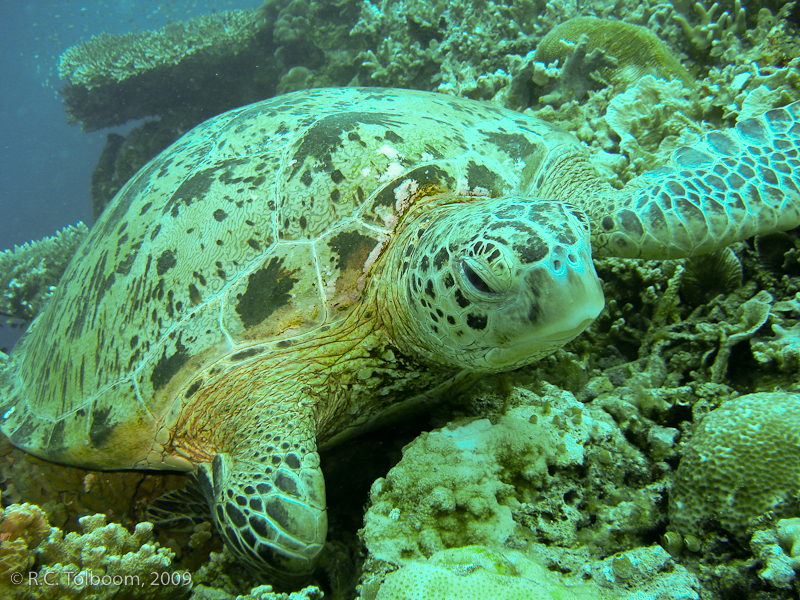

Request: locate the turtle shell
(0, 87), (576, 469)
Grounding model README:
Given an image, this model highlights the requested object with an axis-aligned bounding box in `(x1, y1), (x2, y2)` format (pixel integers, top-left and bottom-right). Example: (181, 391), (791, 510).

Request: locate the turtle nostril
(567, 253), (577, 264)
(552, 259), (563, 271)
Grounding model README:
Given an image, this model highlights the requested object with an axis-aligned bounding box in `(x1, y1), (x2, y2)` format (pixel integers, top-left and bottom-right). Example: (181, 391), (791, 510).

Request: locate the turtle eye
(463, 263), (493, 293)
(460, 260), (503, 297)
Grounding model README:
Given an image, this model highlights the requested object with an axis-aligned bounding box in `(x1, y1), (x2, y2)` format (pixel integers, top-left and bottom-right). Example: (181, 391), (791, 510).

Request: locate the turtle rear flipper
(594, 100), (800, 259)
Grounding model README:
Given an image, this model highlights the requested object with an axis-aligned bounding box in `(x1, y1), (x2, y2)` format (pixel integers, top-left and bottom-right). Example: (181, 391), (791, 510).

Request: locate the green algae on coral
(534, 16), (696, 90)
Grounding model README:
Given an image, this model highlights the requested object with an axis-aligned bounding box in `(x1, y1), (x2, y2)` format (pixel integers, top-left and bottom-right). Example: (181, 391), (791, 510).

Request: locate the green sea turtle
(1, 88), (799, 581)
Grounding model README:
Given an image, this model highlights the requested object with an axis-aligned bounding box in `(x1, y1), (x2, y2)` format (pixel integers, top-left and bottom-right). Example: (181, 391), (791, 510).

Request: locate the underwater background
(1, 0), (800, 599)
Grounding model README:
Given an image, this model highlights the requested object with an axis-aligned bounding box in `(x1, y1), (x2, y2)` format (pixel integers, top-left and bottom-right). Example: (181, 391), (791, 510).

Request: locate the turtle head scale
(394, 196), (605, 371)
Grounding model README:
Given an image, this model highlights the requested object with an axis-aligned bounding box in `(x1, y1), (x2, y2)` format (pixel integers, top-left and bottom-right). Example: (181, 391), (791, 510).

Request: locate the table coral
(669, 392), (800, 543)
(58, 8), (269, 130)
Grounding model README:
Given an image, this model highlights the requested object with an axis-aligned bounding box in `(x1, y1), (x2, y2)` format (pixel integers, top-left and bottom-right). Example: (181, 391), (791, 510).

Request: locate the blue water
(0, 1), (263, 351)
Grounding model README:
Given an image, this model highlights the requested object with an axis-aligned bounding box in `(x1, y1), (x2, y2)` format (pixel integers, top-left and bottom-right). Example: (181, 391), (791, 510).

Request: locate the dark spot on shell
(156, 250), (177, 276)
(150, 338), (189, 392)
(89, 405), (115, 448)
(48, 419), (67, 452)
(235, 256), (299, 328)
(328, 230), (378, 270)
(331, 169), (345, 184)
(466, 161), (501, 193)
(188, 283), (202, 305)
(249, 515), (275, 540)
(265, 498), (292, 531)
(384, 130), (404, 144)
(231, 348), (261, 361)
(454, 289), (470, 308)
(285, 453), (301, 469)
(213, 209), (228, 221)
(618, 210), (644, 236)
(275, 472), (299, 497)
(433, 247), (449, 269)
(225, 502), (247, 528)
(163, 166), (217, 218)
(482, 131), (538, 160)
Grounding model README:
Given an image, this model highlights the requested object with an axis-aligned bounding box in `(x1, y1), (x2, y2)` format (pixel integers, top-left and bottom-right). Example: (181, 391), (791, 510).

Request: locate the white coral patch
(379, 162), (405, 183)
(377, 143), (402, 161)
(394, 178), (419, 213)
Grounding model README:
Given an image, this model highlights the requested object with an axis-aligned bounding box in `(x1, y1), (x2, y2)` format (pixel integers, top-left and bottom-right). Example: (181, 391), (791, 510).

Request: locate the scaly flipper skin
(593, 101), (800, 258)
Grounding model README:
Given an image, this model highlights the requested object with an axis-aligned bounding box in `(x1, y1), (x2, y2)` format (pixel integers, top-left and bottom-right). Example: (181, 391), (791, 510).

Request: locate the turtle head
(395, 197), (604, 371)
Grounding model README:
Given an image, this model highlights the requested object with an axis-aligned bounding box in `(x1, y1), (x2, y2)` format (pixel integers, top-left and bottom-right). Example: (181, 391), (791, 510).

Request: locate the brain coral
(534, 16), (695, 89)
(669, 392), (800, 542)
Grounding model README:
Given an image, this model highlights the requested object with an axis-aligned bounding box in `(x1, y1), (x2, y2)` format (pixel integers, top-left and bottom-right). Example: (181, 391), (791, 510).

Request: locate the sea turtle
(1, 88), (799, 582)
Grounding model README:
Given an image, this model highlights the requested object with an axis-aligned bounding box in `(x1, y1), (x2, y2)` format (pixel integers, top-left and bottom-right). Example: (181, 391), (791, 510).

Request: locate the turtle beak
(483, 246), (605, 369)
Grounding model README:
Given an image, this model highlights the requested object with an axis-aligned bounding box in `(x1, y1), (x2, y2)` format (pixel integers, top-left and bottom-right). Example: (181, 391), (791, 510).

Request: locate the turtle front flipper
(593, 100), (800, 259)
(194, 405), (327, 583)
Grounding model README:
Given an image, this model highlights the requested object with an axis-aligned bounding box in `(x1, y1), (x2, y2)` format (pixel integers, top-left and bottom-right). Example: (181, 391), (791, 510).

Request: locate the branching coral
(674, 0), (746, 57)
(0, 223), (88, 323)
(0, 505), (184, 600)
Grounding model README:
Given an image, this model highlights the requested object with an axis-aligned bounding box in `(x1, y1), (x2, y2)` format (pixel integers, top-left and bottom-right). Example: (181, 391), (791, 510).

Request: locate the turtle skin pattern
(1, 88), (799, 582)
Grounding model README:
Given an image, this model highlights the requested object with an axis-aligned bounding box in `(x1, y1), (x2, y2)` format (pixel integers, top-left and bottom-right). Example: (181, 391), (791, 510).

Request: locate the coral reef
(750, 518), (800, 589)
(0, 223), (88, 323)
(359, 385), (700, 599)
(674, 0), (747, 59)
(0, 504), (187, 600)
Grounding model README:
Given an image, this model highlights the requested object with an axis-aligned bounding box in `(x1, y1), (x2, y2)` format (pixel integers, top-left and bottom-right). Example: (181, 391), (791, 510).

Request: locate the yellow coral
(534, 17), (695, 89)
